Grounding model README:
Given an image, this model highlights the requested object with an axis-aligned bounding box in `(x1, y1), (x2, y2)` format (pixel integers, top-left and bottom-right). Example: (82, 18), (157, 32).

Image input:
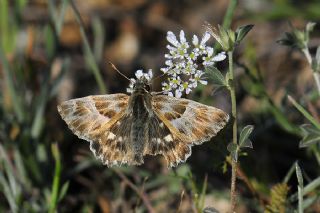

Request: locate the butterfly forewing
(57, 94), (135, 166)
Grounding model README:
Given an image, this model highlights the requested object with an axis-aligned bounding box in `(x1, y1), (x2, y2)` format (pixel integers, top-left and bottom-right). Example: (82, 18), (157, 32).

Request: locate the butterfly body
(58, 77), (229, 167)
(127, 78), (153, 164)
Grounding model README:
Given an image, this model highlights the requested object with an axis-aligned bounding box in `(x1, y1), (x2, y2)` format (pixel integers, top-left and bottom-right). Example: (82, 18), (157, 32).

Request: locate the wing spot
(107, 132), (116, 140)
(164, 112), (181, 120)
(77, 123), (88, 132)
(103, 110), (116, 118)
(94, 101), (110, 110)
(117, 102), (127, 109)
(172, 104), (186, 115)
(164, 134), (173, 142)
(92, 123), (102, 131)
(73, 108), (88, 117)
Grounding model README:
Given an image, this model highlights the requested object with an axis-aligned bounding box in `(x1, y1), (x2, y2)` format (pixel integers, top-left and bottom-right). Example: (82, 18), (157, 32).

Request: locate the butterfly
(57, 76), (229, 167)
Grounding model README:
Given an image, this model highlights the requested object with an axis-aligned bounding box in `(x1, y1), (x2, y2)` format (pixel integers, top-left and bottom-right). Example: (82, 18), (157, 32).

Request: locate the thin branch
(113, 169), (156, 213)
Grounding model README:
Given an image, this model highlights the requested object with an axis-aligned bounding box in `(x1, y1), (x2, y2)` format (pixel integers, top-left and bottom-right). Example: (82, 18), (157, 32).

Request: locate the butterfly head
(132, 76), (151, 94)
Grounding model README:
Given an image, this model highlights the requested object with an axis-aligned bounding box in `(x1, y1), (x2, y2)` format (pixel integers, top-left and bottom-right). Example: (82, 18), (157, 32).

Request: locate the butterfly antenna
(109, 62), (132, 82)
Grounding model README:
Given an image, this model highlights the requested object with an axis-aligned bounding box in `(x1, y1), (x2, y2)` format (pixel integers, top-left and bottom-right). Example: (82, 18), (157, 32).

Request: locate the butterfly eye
(145, 84), (151, 91)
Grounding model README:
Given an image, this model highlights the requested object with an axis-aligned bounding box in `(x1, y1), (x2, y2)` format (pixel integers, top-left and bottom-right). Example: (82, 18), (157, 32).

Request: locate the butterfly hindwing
(144, 114), (192, 167)
(152, 95), (229, 145)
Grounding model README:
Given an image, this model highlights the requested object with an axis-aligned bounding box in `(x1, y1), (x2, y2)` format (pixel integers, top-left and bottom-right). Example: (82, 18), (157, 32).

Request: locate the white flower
(135, 70), (144, 79)
(127, 69), (153, 93)
(161, 29), (225, 97)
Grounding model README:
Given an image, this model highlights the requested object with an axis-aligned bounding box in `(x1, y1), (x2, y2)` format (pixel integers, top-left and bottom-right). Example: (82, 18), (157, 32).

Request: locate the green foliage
(227, 125), (254, 162)
(235, 25), (254, 45)
(299, 124), (320, 148)
(205, 66), (226, 87)
(312, 46), (320, 73)
(239, 125), (254, 149)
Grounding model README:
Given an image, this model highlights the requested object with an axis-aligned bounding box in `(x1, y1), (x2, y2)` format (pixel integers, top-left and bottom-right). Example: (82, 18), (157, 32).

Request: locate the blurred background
(0, 0), (320, 212)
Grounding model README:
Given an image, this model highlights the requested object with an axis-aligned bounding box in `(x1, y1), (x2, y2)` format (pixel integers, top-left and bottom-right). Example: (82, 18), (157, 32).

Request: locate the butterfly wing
(57, 94), (137, 166)
(144, 114), (192, 167)
(149, 95), (229, 167)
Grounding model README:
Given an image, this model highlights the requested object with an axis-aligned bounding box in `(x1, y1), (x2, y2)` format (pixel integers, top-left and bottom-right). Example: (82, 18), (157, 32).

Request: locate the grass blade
(0, 44), (24, 122)
(49, 143), (62, 213)
(69, 0), (106, 94)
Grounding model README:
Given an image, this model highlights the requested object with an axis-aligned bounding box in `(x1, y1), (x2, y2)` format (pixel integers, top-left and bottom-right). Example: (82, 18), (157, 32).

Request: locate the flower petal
(212, 52), (226, 61)
(180, 30), (186, 43)
(192, 35), (199, 46)
(135, 70), (144, 79)
(201, 32), (210, 45)
(167, 31), (179, 46)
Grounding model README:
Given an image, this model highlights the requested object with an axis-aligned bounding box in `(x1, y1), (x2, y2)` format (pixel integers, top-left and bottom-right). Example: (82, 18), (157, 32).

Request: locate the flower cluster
(161, 30), (226, 97)
(127, 69), (153, 93)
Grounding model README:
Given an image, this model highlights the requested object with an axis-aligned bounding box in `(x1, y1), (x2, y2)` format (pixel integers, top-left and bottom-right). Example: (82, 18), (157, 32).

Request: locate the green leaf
(205, 66), (226, 86)
(303, 176), (320, 195)
(299, 124), (320, 148)
(289, 176), (320, 202)
(312, 46), (320, 72)
(239, 125), (254, 148)
(58, 181), (69, 202)
(235, 24), (254, 44)
(227, 143), (238, 162)
(288, 95), (320, 130)
(283, 161), (297, 183)
(295, 162), (303, 188)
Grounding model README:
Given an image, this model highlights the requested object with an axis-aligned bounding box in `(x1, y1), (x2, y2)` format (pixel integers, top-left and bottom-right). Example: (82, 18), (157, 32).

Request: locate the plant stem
(302, 47), (320, 95)
(228, 50), (238, 212)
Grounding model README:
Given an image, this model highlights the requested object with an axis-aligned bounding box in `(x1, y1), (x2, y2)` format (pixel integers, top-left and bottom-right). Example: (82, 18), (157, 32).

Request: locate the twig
(113, 169), (156, 213)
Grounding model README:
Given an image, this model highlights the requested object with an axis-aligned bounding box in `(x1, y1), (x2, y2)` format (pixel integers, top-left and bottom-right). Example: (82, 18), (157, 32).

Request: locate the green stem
(228, 50), (238, 212)
(49, 144), (62, 213)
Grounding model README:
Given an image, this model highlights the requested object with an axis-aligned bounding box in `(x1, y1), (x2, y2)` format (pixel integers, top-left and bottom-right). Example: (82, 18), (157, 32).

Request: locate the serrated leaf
(235, 24), (254, 44)
(205, 66), (226, 86)
(227, 143), (238, 162)
(295, 162), (303, 188)
(239, 125), (254, 148)
(299, 124), (320, 148)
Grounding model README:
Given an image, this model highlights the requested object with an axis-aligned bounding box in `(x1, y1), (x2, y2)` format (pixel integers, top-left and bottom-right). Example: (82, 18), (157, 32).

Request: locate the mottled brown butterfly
(57, 76), (229, 167)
